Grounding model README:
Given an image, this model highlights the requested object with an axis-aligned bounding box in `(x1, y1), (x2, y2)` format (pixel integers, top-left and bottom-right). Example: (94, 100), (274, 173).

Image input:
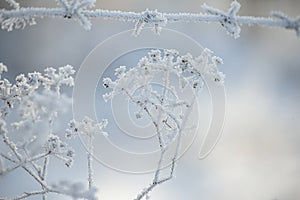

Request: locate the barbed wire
(1, 0), (299, 38)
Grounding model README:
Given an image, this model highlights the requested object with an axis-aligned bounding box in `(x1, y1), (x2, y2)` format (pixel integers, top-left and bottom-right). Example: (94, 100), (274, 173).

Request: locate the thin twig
(2, 133), (47, 188)
(87, 134), (93, 189)
(135, 95), (196, 200)
(12, 190), (48, 200)
(41, 154), (49, 200)
(0, 152), (50, 175)
(23, 147), (41, 176)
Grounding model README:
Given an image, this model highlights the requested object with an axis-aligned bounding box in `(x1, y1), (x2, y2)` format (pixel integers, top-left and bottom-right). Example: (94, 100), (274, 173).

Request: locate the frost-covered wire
(0, 0), (299, 38)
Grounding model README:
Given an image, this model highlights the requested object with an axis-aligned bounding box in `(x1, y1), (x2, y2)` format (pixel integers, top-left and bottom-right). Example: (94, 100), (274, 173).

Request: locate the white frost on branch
(0, 0), (299, 37)
(0, 64), (100, 200)
(102, 48), (224, 200)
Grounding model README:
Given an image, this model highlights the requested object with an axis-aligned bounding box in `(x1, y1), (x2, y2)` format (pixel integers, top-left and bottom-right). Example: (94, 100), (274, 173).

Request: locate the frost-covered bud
(47, 134), (60, 152)
(67, 120), (79, 134)
(98, 119), (108, 129)
(114, 66), (126, 78)
(15, 74), (27, 84)
(138, 57), (149, 68)
(65, 129), (73, 138)
(103, 77), (115, 89)
(178, 53), (193, 71)
(135, 111), (142, 119)
(28, 71), (43, 88)
(181, 53), (193, 62)
(66, 149), (75, 157)
(192, 79), (200, 89)
(68, 120), (76, 129)
(47, 134), (75, 166)
(191, 79), (204, 94)
(212, 56), (223, 65)
(58, 65), (75, 86)
(15, 74), (32, 94)
(59, 65), (75, 77)
(148, 49), (162, 62)
(47, 134), (71, 153)
(65, 159), (73, 167)
(212, 71), (225, 85)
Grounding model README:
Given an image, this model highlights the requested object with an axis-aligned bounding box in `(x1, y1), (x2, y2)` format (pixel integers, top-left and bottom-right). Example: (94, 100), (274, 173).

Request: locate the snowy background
(1, 0), (300, 200)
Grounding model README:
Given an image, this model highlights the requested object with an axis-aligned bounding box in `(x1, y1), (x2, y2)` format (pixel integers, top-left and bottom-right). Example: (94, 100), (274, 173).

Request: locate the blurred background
(0, 0), (300, 200)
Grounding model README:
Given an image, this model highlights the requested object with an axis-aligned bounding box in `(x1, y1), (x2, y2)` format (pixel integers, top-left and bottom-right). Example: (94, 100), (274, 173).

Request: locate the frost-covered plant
(0, 48), (224, 200)
(0, 63), (104, 200)
(0, 0), (298, 199)
(102, 49), (224, 200)
(66, 116), (108, 189)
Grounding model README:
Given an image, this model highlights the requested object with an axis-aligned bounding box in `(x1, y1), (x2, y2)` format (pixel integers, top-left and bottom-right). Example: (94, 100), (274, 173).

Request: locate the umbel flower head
(102, 48), (224, 102)
(102, 48), (224, 146)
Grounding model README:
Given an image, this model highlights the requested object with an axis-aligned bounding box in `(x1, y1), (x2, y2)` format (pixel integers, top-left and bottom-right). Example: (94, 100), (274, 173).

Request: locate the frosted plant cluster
(0, 0), (299, 37)
(0, 1), (297, 199)
(66, 116), (108, 189)
(103, 49), (224, 200)
(0, 48), (224, 200)
(0, 64), (102, 200)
